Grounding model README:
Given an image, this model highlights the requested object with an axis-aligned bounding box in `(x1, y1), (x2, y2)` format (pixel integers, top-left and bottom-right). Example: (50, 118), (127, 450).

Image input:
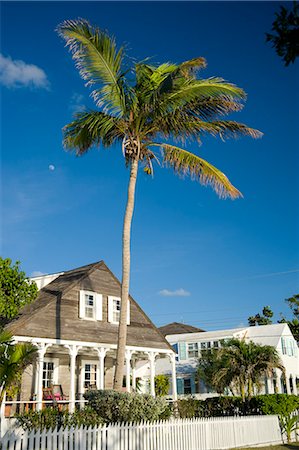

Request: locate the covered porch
(2, 336), (177, 417)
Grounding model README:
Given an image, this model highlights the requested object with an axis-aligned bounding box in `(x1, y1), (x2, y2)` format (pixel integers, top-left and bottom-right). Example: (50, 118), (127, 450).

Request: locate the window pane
(113, 299), (121, 322)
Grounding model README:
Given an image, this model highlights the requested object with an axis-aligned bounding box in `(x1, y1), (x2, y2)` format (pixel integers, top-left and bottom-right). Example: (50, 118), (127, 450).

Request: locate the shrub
(16, 406), (103, 431)
(176, 394), (299, 419)
(84, 390), (171, 423)
(255, 394), (299, 416)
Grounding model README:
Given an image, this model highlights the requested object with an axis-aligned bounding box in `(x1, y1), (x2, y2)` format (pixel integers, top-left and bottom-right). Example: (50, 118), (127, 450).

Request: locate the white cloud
(69, 93), (86, 113)
(0, 53), (49, 89)
(31, 271), (46, 277)
(158, 288), (191, 297)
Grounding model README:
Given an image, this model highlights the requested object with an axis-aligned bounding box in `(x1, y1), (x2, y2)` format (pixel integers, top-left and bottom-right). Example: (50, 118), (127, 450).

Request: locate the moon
(48, 164), (55, 171)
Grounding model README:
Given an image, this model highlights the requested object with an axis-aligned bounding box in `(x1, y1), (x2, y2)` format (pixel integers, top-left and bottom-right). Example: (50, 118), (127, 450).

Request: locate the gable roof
(159, 322), (205, 336)
(7, 261), (172, 351)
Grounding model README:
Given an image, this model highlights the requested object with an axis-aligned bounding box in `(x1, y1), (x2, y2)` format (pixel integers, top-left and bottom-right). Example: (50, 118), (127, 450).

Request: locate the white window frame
(80, 359), (99, 393)
(42, 357), (59, 388)
(79, 290), (102, 321)
(187, 342), (199, 358)
(108, 296), (130, 325)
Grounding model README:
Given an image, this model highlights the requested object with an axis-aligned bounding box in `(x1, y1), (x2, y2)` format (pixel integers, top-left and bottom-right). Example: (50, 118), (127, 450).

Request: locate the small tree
(0, 330), (37, 404)
(279, 294), (299, 342)
(198, 338), (284, 401)
(154, 375), (170, 397)
(248, 306), (274, 326)
(0, 258), (38, 326)
(266, 1), (299, 66)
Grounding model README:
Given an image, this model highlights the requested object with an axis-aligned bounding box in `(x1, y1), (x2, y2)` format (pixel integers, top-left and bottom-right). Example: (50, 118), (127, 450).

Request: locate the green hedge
(177, 394), (299, 418)
(84, 390), (171, 423)
(16, 406), (103, 431)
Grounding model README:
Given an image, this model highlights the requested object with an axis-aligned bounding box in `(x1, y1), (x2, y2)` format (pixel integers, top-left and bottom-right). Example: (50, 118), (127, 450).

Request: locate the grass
(234, 444), (299, 450)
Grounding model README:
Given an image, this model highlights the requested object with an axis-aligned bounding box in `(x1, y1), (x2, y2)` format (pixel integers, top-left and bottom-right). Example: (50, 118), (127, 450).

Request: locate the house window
(84, 363), (97, 389)
(43, 361), (54, 388)
(213, 341), (219, 348)
(42, 359), (58, 388)
(108, 296), (130, 324)
(85, 293), (95, 319)
(187, 343), (198, 358)
(79, 291), (102, 321)
(113, 298), (121, 322)
(200, 342), (207, 350)
(184, 378), (192, 395)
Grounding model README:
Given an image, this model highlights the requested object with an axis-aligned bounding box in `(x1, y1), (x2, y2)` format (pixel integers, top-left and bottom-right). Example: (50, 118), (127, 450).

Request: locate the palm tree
(199, 338), (284, 401)
(57, 19), (262, 391)
(0, 330), (37, 404)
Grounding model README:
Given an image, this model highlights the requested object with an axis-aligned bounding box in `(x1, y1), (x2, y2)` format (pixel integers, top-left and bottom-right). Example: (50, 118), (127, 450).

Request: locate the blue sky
(1, 1), (298, 330)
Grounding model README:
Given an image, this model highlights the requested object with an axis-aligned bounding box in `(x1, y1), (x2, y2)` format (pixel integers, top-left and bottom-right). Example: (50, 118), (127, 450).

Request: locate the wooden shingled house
(6, 261), (176, 413)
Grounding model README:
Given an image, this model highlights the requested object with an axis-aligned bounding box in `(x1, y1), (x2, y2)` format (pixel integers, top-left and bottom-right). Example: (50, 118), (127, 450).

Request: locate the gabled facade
(6, 261), (176, 412)
(157, 322), (299, 397)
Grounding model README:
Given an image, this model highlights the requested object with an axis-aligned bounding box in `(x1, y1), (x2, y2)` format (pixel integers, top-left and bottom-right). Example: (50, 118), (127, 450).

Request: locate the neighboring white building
(157, 322), (299, 398)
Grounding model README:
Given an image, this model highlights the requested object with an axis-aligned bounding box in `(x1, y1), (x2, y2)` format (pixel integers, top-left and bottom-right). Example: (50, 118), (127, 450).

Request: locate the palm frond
(146, 112), (262, 144)
(63, 110), (125, 155)
(57, 19), (129, 116)
(155, 143), (242, 199)
(179, 57), (207, 77)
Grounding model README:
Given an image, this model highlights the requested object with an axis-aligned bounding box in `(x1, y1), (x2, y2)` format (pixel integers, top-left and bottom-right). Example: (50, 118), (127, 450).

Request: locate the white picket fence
(1, 415), (282, 450)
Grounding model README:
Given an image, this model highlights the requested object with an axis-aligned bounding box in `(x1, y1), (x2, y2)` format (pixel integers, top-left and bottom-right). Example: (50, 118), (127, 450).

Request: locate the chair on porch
(42, 387), (54, 402)
(42, 385), (69, 411)
(52, 385), (69, 401)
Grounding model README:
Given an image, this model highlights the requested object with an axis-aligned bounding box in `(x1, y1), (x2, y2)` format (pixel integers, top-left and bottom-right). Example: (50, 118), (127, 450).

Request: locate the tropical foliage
(198, 338), (284, 401)
(155, 374), (170, 397)
(57, 18), (262, 390)
(248, 305), (274, 326)
(0, 330), (37, 404)
(266, 1), (299, 66)
(0, 257), (38, 326)
(248, 295), (299, 342)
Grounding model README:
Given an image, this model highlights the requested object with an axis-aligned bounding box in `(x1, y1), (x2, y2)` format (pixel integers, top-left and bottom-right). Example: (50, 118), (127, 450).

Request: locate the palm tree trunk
(113, 156), (139, 391)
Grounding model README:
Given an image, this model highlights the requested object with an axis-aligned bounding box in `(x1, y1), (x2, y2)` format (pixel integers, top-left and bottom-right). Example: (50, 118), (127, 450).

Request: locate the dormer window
(79, 290), (102, 321)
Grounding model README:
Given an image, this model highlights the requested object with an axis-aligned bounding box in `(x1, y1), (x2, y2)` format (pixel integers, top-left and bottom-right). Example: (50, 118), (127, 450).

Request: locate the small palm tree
(57, 19), (262, 391)
(0, 330), (37, 404)
(200, 338), (284, 401)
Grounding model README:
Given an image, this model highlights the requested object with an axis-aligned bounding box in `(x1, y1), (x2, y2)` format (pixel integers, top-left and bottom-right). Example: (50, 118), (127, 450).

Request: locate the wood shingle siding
(7, 261), (171, 351)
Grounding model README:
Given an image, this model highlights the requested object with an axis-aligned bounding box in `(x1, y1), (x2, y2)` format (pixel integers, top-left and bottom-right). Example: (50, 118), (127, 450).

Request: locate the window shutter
(178, 342), (187, 361)
(281, 337), (286, 354)
(108, 296), (114, 323)
(177, 378), (184, 395)
(95, 294), (103, 321)
(79, 291), (85, 318)
(172, 343), (178, 353)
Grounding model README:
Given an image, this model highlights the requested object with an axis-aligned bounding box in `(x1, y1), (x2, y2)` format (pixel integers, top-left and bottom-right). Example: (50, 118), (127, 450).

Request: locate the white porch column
(147, 352), (158, 397)
(125, 350), (133, 393)
(36, 343), (50, 411)
(170, 353), (177, 401)
(65, 345), (81, 413)
(275, 369), (282, 393)
(132, 357), (137, 391)
(96, 348), (108, 390)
